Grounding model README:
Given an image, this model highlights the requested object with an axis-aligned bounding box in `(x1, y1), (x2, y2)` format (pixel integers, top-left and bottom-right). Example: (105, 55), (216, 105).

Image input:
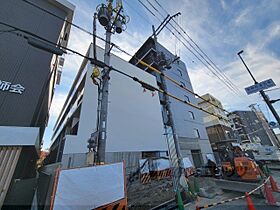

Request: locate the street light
(237, 50), (280, 126)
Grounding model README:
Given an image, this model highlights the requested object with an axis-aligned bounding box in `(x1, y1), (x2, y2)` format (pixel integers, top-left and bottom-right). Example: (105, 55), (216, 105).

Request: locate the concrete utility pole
(97, 19), (112, 164)
(237, 50), (280, 126)
(151, 15), (189, 206)
(91, 0), (128, 164)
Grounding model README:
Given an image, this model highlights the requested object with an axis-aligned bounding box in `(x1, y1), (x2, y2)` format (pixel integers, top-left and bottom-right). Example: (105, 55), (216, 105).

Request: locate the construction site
(1, 0), (280, 209)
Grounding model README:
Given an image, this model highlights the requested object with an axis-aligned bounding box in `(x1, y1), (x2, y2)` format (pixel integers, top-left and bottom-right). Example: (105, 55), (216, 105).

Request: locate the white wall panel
(63, 45), (167, 154)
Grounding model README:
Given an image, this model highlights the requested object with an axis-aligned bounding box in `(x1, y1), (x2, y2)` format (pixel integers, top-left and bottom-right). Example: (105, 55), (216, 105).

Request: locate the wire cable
(1, 21), (229, 121)
(145, 0), (241, 95)
(19, 0), (233, 115)
(111, 68), (226, 120)
(153, 0), (243, 95)
(139, 0), (240, 96)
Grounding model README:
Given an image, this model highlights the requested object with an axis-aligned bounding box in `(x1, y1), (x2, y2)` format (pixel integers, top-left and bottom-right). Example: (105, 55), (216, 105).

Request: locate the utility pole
(151, 13), (190, 208)
(237, 50), (280, 126)
(89, 0), (128, 164)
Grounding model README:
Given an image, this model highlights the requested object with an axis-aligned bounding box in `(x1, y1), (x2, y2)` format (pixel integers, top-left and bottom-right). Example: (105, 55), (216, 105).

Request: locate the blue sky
(43, 0), (280, 149)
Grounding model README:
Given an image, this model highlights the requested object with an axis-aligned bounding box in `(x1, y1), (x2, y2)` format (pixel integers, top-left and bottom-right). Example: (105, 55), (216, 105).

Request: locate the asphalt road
(189, 170), (280, 210)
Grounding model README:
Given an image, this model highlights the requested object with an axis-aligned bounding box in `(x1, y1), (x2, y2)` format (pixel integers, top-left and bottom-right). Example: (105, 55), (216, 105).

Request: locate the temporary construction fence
(139, 159), (151, 184)
(50, 162), (127, 210)
(149, 158), (171, 180)
(139, 157), (195, 184)
(195, 176), (280, 209)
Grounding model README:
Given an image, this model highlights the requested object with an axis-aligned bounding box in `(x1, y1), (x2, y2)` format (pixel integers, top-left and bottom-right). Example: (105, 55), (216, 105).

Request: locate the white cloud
(48, 92), (67, 120)
(110, 30), (148, 60)
(189, 44), (280, 113)
(252, 21), (280, 50)
(234, 8), (251, 26)
(43, 0), (280, 148)
(220, 0), (227, 10)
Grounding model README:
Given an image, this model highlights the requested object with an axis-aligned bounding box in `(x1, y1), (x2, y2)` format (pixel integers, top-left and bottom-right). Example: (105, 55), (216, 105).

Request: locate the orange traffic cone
(264, 183), (277, 205)
(269, 176), (280, 192)
(245, 192), (256, 210)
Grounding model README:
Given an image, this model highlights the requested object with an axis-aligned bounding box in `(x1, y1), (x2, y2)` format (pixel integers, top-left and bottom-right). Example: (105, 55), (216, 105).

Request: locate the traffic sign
(245, 78), (276, 95)
(269, 121), (277, 127)
(269, 121), (279, 129)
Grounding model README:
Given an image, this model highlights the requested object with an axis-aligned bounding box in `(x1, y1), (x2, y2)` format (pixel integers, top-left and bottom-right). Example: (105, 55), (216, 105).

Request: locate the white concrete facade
(52, 44), (167, 168)
(52, 40), (214, 169)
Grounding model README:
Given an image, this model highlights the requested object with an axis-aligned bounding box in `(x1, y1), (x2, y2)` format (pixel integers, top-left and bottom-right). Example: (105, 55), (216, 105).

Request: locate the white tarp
(182, 157), (193, 169)
(53, 162), (125, 210)
(206, 153), (216, 162)
(139, 159), (149, 174)
(150, 158), (170, 171)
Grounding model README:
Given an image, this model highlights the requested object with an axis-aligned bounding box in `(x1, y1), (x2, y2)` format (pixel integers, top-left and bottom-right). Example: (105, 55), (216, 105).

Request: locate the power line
(0, 29), (17, 35)
(20, 0), (236, 98)
(20, 0), (213, 96)
(152, 0), (243, 96)
(137, 59), (230, 114)
(138, 1), (240, 96)
(123, 0), (154, 26)
(0, 21), (229, 122)
(111, 68), (227, 120)
(145, 0), (241, 96)
(19, 0), (232, 115)
(139, 0), (239, 95)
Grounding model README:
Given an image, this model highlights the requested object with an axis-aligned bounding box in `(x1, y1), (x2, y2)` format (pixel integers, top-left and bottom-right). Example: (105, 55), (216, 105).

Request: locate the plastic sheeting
(182, 157), (193, 169)
(206, 153), (216, 162)
(53, 162), (125, 210)
(139, 159), (149, 174)
(150, 158), (170, 171)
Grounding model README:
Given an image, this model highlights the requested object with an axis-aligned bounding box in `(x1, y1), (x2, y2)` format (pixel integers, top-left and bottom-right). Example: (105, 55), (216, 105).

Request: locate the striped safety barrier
(95, 198), (127, 210)
(196, 177), (270, 209)
(154, 169), (172, 180)
(140, 173), (151, 184)
(185, 168), (195, 177)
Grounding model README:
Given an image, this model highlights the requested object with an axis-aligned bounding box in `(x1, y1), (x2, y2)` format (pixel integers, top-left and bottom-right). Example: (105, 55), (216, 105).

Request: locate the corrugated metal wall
(0, 146), (22, 207)
(106, 152), (142, 174)
(60, 152), (142, 174)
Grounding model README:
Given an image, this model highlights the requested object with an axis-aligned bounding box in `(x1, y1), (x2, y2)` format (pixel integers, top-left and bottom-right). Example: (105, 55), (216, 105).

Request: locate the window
(189, 111), (195, 119)
(184, 95), (190, 102)
(194, 128), (200, 138)
(177, 69), (183, 77)
(180, 81), (186, 87)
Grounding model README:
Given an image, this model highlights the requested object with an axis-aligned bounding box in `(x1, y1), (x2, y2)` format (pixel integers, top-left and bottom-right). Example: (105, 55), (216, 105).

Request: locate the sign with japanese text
(0, 80), (25, 94)
(245, 78), (276, 95)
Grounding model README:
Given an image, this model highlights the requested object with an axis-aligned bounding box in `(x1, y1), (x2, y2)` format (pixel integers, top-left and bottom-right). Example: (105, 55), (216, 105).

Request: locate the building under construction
(130, 37), (213, 167)
(47, 43), (168, 173)
(47, 38), (214, 172)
